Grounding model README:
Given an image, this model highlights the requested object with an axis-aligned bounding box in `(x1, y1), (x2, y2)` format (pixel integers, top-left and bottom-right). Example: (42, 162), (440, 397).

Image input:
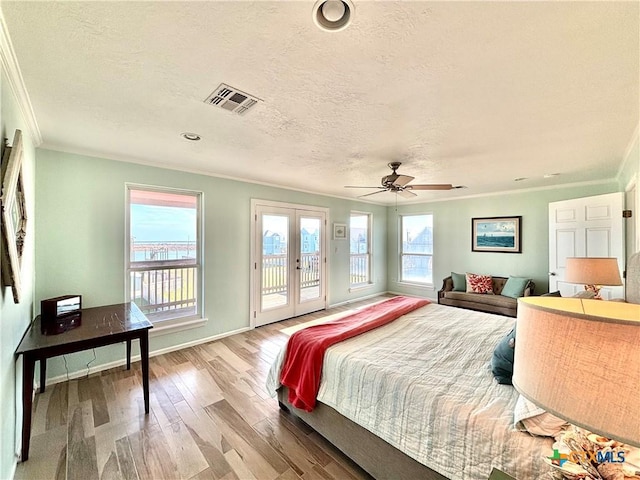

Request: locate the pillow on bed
(466, 273), (493, 294)
(491, 326), (516, 384)
(451, 272), (466, 291)
(501, 277), (530, 299)
(514, 394), (568, 437)
(572, 290), (596, 299)
(541, 290), (561, 297)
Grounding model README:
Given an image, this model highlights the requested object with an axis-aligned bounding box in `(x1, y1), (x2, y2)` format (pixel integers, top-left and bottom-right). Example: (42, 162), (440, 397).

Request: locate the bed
(266, 302), (553, 480)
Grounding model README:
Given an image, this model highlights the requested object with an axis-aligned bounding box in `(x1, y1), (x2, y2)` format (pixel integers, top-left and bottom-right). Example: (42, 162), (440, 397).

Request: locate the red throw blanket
(280, 296), (430, 412)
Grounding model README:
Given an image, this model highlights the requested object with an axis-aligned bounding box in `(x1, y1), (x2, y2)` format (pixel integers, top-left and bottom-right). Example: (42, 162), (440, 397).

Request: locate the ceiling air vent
(204, 83), (261, 116)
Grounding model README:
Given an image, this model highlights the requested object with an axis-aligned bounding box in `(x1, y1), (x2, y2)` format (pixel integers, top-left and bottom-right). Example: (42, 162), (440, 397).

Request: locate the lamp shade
(513, 297), (640, 447)
(565, 257), (622, 286)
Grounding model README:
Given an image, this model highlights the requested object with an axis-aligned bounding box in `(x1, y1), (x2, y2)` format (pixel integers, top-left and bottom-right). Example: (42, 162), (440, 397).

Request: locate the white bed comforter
(267, 303), (552, 480)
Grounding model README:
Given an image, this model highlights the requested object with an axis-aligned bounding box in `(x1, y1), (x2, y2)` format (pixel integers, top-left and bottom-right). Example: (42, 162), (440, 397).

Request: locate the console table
(15, 302), (153, 461)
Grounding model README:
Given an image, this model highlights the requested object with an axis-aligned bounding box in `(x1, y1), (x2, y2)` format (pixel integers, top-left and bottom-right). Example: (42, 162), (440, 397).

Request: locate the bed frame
(278, 387), (448, 480)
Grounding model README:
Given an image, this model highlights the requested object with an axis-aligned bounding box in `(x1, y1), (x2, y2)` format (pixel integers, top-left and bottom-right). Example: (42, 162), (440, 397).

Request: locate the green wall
(0, 71), (37, 479)
(387, 183), (619, 299)
(35, 149), (388, 379)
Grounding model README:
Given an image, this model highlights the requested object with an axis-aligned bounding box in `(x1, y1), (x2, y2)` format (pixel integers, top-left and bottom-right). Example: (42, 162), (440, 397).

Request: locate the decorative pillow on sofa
(466, 273), (493, 294)
(491, 326), (516, 384)
(451, 272), (466, 291)
(501, 276), (530, 299)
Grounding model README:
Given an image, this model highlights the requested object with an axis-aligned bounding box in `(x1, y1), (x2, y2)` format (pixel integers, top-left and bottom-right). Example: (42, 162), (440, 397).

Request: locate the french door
(251, 200), (328, 327)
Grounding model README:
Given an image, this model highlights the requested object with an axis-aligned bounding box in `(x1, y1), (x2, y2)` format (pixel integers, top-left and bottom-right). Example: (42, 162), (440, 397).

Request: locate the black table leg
(39, 359), (46, 393)
(21, 354), (35, 461)
(126, 339), (131, 370)
(140, 332), (150, 414)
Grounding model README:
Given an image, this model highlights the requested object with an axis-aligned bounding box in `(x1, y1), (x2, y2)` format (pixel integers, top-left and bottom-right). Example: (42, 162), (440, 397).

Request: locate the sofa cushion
(501, 277), (531, 299)
(443, 291), (516, 308)
(451, 272), (466, 292)
(491, 326), (516, 384)
(465, 273), (493, 294)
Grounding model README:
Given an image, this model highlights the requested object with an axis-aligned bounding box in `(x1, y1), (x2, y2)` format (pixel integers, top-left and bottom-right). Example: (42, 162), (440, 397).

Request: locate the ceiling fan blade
(358, 189), (387, 198)
(406, 184), (455, 191)
(392, 175), (414, 187)
(345, 186), (384, 189)
(398, 189), (417, 198)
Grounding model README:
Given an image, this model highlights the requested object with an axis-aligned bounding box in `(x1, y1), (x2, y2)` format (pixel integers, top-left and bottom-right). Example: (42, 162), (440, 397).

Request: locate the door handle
(549, 272), (556, 276)
(296, 266), (301, 270)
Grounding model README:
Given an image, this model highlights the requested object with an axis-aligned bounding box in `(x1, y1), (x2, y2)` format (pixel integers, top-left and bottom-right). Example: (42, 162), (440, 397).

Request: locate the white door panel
(549, 192), (624, 299)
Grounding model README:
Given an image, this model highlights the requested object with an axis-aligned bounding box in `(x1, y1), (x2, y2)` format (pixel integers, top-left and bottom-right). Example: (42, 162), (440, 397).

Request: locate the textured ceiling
(1, 1), (638, 204)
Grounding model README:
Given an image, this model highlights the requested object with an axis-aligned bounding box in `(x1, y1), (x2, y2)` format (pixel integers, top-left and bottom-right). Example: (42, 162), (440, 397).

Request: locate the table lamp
(513, 297), (640, 448)
(564, 257), (623, 299)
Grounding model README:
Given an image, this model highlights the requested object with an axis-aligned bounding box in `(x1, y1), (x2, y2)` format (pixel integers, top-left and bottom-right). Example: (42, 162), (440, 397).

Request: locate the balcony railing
(350, 254), (369, 285)
(262, 253), (320, 295)
(130, 260), (197, 318)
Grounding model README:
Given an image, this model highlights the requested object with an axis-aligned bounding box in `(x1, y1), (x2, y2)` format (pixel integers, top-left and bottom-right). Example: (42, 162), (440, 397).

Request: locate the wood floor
(15, 297), (391, 480)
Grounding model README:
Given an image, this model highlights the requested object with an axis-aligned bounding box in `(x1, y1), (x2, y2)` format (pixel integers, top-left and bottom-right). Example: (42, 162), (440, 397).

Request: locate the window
(126, 186), (202, 323)
(350, 212), (371, 286)
(400, 214), (433, 285)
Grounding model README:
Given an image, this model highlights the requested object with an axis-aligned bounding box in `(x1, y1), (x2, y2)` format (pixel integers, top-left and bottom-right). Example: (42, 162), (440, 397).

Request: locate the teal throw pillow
(451, 272), (466, 292)
(491, 326), (516, 385)
(501, 277), (530, 299)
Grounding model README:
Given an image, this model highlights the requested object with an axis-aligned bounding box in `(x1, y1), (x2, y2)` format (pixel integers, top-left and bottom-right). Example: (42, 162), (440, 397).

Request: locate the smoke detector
(204, 84), (261, 116)
(313, 0), (354, 32)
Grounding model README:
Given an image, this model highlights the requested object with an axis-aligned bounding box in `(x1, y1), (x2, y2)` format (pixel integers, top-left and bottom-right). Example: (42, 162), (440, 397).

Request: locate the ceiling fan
(345, 162), (464, 198)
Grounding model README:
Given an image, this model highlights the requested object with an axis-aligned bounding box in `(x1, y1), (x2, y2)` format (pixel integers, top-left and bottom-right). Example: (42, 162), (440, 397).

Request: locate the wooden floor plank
(159, 420), (209, 479)
(78, 376), (110, 427)
(128, 424), (179, 480)
(20, 297), (386, 480)
(46, 382), (69, 431)
(207, 399), (289, 474)
(14, 425), (67, 480)
(99, 451), (123, 480)
(114, 436), (139, 480)
(67, 403), (100, 480)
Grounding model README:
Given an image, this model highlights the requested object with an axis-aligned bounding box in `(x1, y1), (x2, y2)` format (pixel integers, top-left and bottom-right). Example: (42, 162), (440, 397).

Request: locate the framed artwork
(333, 223), (347, 240)
(1, 129), (26, 303)
(472, 216), (521, 253)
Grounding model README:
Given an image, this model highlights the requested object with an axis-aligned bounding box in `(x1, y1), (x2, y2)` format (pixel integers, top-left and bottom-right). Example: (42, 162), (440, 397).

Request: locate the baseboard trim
(41, 326), (252, 388)
(328, 291), (388, 309)
(386, 290), (435, 300)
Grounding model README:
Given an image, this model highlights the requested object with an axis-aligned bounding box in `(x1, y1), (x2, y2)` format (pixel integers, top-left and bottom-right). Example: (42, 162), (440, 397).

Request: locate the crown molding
(0, 11), (42, 146)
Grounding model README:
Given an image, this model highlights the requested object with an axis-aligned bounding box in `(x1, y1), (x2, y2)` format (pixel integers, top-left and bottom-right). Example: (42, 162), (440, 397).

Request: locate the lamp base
(584, 284), (602, 300)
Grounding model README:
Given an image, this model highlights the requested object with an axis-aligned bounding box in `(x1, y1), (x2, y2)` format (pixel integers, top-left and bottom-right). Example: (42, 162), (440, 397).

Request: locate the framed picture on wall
(1, 129), (27, 303)
(333, 223), (347, 240)
(472, 216), (521, 253)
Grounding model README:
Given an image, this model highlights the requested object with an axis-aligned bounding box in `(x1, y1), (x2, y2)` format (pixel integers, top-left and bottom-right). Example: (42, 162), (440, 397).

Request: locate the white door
(252, 201), (327, 327)
(625, 183), (636, 262)
(549, 192), (624, 299)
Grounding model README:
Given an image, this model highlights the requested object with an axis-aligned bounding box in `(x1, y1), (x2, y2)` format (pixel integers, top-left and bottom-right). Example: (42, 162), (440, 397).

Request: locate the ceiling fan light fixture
(313, 0), (354, 32)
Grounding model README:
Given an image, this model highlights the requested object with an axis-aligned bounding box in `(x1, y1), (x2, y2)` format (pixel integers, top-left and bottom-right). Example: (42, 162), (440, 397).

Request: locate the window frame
(349, 211), (372, 287)
(399, 213), (434, 287)
(125, 184), (204, 326)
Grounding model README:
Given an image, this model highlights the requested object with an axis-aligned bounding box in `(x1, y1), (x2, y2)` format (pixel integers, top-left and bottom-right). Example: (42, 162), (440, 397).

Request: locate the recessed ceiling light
(543, 173), (560, 178)
(181, 132), (201, 141)
(313, 0), (354, 32)
(514, 177), (528, 182)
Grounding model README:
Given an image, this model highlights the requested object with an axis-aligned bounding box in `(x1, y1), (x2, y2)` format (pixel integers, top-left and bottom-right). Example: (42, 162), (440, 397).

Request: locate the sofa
(438, 275), (535, 317)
